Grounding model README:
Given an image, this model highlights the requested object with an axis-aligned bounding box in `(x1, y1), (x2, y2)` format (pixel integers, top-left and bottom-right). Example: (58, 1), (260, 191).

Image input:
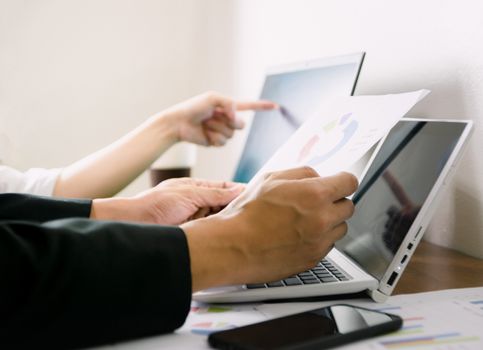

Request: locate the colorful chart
(190, 321), (237, 336)
(380, 332), (480, 348)
(297, 112), (359, 166)
(190, 305), (233, 314)
(371, 303), (481, 349)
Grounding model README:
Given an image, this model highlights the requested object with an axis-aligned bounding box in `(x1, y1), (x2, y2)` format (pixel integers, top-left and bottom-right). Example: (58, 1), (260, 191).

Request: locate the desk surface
(394, 240), (483, 294)
(92, 240), (483, 350)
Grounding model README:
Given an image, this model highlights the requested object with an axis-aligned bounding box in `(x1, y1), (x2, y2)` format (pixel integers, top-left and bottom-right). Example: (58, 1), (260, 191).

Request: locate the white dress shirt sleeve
(0, 165), (62, 196)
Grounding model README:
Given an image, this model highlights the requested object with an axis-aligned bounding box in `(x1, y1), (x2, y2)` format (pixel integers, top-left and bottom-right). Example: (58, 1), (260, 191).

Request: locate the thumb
(195, 184), (244, 208)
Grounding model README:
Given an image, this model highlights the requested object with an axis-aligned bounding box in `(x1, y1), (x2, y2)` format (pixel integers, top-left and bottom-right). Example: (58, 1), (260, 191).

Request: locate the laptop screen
(233, 54), (364, 183)
(336, 120), (467, 279)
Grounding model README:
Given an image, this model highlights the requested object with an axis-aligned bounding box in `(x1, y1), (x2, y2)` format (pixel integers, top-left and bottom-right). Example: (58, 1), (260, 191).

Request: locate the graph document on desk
(108, 287), (482, 350)
(339, 287), (483, 350)
(186, 287), (483, 350)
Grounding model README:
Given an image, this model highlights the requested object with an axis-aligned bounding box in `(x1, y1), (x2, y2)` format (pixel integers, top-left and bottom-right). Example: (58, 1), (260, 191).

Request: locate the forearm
(0, 219), (191, 348)
(53, 111), (179, 199)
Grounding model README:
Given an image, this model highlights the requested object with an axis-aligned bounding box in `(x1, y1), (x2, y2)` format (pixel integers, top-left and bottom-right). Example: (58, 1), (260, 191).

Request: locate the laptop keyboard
(246, 259), (351, 289)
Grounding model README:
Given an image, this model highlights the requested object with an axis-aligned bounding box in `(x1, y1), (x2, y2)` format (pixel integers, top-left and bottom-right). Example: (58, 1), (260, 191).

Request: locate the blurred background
(1, 0), (482, 258)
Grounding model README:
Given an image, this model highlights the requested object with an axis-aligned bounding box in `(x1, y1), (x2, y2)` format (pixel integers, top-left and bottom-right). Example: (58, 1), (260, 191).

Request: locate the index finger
(236, 100), (279, 111)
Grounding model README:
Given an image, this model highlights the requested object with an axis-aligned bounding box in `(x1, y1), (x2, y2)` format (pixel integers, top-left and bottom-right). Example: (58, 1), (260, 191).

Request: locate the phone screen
(208, 304), (402, 350)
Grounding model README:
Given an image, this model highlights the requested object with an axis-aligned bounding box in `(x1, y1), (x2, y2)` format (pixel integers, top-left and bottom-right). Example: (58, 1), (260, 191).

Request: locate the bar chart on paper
(376, 309), (480, 349)
(338, 288), (483, 350)
(181, 303), (267, 337)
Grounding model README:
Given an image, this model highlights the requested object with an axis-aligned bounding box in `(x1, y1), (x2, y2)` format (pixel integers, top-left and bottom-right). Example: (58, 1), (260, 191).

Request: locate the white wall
(1, 1), (482, 258)
(196, 0), (483, 258)
(0, 0), (234, 195)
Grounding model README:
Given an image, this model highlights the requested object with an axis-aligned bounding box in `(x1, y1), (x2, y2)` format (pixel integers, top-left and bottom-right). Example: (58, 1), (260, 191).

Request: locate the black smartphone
(208, 304), (402, 350)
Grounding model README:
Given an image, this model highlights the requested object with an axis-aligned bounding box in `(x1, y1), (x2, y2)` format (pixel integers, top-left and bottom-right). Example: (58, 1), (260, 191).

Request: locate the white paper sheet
(337, 288), (483, 349)
(253, 287), (483, 350)
(226, 90), (429, 210)
(92, 287), (483, 350)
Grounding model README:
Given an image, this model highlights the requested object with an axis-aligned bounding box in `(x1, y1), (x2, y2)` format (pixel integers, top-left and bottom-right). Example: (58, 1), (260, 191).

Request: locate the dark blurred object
(381, 171), (421, 253)
(149, 167), (191, 186)
(383, 205), (420, 253)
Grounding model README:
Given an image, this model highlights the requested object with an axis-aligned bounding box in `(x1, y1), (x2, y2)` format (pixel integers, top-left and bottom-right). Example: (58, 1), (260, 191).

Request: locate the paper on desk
(185, 287), (483, 350)
(226, 89), (429, 210)
(335, 287), (483, 350)
(234, 288), (483, 350)
(93, 287), (483, 350)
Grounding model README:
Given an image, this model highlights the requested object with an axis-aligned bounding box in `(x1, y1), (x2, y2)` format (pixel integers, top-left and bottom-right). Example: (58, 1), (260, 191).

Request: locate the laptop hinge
(369, 289), (389, 303)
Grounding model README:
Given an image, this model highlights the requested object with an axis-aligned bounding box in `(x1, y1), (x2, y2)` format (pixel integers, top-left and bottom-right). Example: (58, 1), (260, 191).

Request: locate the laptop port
(414, 226), (423, 239)
(387, 271), (399, 286)
(401, 255), (408, 264)
(407, 243), (414, 250)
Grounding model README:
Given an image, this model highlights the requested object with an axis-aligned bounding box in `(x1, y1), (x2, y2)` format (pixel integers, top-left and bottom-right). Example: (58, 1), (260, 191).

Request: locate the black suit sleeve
(0, 195), (192, 349)
(0, 193), (92, 222)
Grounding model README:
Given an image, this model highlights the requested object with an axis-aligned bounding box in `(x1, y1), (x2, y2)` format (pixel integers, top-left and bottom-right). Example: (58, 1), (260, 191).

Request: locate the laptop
(194, 118), (473, 303)
(233, 52), (365, 183)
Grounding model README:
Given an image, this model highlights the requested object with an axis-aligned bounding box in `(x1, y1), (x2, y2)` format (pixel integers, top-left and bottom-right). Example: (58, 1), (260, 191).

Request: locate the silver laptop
(233, 52), (365, 183)
(194, 118), (473, 303)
